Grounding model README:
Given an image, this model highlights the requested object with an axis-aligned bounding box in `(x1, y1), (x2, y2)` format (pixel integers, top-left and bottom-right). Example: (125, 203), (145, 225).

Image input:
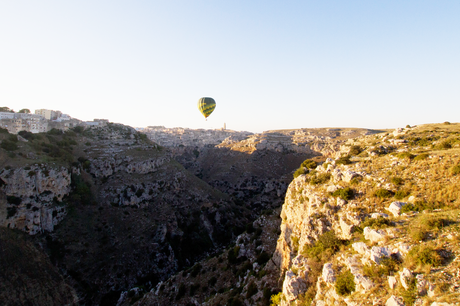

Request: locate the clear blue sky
(1, 1), (459, 133)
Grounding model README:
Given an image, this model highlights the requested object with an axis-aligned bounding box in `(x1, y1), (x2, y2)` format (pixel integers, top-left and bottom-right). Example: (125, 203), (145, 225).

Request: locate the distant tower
(223, 123), (226, 130)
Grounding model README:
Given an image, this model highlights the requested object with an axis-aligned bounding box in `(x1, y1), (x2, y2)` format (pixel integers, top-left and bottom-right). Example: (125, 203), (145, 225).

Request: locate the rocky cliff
(0, 123), (252, 305)
(0, 166), (71, 234)
(272, 123), (460, 306)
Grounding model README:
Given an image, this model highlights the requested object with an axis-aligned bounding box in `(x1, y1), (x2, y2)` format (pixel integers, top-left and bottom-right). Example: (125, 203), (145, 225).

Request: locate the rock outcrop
(0, 166), (71, 234)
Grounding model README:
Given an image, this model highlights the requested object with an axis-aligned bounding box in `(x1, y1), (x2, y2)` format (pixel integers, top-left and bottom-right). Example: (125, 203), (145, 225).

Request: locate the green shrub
(361, 216), (393, 229)
(349, 145), (362, 156)
(419, 215), (448, 230)
(401, 200), (441, 213)
(394, 190), (410, 200)
(8, 134), (18, 142)
(373, 188), (394, 198)
(414, 153), (429, 161)
(400, 277), (417, 305)
(390, 176), (403, 185)
(293, 167), (308, 179)
(18, 130), (35, 140)
(270, 292), (283, 306)
(208, 276), (217, 286)
(332, 187), (354, 201)
(246, 281), (257, 298)
(363, 256), (400, 279)
(451, 164), (460, 176)
(397, 152), (415, 160)
(400, 203), (416, 214)
(176, 283), (186, 300)
(228, 246), (240, 264)
(435, 140), (452, 150)
(406, 245), (441, 268)
(0, 127), (9, 134)
(256, 251), (270, 265)
(7, 196), (22, 205)
(335, 269), (355, 296)
(191, 263), (202, 277)
(309, 173), (331, 185)
(190, 283), (200, 295)
(1, 140), (18, 151)
(301, 159), (317, 169)
(336, 155), (352, 165)
(410, 228), (428, 242)
(302, 231), (343, 261)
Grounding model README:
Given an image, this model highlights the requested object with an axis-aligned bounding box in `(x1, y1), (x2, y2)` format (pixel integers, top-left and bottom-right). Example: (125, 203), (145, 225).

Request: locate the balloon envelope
(197, 97), (216, 119)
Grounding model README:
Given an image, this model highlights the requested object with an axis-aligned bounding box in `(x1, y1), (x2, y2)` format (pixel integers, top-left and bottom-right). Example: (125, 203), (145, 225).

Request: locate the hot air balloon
(197, 97), (216, 120)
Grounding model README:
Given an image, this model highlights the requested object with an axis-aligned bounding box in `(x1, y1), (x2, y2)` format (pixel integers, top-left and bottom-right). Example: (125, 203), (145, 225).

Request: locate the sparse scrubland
(1, 122), (460, 306)
(272, 123), (460, 306)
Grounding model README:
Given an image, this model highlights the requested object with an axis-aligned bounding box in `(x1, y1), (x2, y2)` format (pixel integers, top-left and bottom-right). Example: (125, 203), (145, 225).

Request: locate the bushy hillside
(274, 123), (460, 306)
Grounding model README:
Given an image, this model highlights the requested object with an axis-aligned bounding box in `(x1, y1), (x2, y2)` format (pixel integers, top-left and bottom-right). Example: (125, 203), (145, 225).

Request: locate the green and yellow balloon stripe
(197, 97), (216, 119)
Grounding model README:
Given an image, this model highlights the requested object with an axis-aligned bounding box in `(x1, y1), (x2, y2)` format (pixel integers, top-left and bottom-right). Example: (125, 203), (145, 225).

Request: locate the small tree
(335, 269), (355, 296)
(0, 107), (14, 113)
(18, 108), (31, 113)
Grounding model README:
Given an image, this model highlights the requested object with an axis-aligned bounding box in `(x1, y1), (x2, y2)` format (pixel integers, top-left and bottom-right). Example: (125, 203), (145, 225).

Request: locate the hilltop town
(0, 107), (108, 134)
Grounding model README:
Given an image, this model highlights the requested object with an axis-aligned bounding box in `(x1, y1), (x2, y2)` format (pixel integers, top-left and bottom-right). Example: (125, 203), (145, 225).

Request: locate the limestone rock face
(282, 271), (308, 304)
(0, 166), (71, 234)
(89, 155), (170, 178)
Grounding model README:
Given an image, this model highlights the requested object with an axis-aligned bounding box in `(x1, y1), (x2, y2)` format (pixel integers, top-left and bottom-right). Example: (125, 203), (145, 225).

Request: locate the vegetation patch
(360, 216), (393, 229)
(335, 269), (355, 296)
(302, 230), (344, 261)
(331, 187), (354, 201)
(363, 256), (401, 280)
(413, 153), (430, 161)
(405, 245), (441, 271)
(394, 189), (410, 200)
(308, 172), (331, 185)
(400, 200), (442, 213)
(349, 145), (362, 156)
(451, 164), (460, 176)
(293, 159), (317, 178)
(373, 188), (394, 199)
(390, 176), (404, 185)
(336, 155), (352, 165)
(397, 152), (415, 160)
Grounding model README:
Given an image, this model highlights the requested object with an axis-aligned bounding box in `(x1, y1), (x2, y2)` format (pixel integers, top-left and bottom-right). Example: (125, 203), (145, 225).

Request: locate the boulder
(282, 271), (307, 303)
(385, 295), (404, 306)
(342, 170), (360, 183)
(352, 242), (368, 255)
(371, 212), (389, 219)
(364, 227), (387, 243)
(322, 263), (336, 284)
(387, 201), (406, 217)
(400, 268), (413, 290)
(354, 273), (374, 291)
(388, 276), (397, 289)
(339, 217), (355, 239)
(369, 246), (390, 264)
(416, 274), (428, 296)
